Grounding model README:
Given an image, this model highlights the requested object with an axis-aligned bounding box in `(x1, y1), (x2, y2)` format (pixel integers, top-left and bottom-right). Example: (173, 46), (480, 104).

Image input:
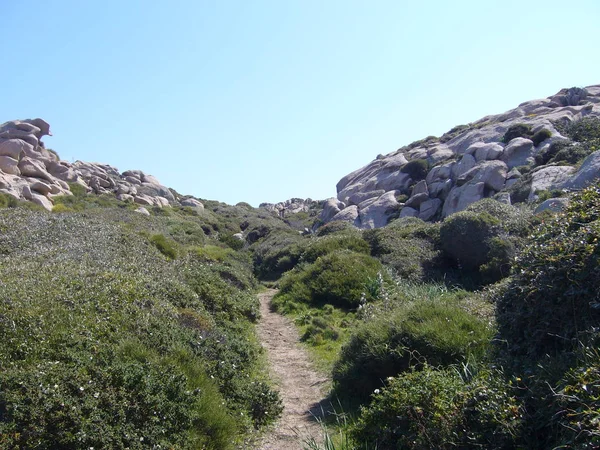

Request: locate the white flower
(374, 389), (380, 394)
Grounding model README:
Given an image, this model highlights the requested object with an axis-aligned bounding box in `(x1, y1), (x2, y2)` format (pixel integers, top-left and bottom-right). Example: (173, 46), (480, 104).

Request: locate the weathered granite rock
(528, 166), (575, 200)
(399, 206), (419, 218)
(330, 205), (360, 226)
(181, 198), (205, 209)
(418, 198), (442, 221)
(320, 198), (346, 223)
(0, 156), (20, 175)
(471, 142), (504, 162)
(458, 160), (508, 192)
(501, 138), (535, 169)
(135, 207), (150, 216)
(359, 191), (400, 229)
(442, 182), (485, 217)
(559, 151), (600, 190)
(452, 154), (477, 179)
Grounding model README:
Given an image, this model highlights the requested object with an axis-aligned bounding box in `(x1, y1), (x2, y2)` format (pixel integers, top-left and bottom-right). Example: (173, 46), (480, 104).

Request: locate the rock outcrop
(322, 85), (600, 229)
(0, 119), (204, 211)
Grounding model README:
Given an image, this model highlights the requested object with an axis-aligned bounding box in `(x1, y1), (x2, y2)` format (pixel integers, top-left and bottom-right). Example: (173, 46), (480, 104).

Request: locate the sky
(2, 1), (599, 206)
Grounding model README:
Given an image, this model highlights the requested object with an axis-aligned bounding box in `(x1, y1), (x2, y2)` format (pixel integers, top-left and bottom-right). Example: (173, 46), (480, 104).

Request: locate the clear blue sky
(2, 1), (599, 206)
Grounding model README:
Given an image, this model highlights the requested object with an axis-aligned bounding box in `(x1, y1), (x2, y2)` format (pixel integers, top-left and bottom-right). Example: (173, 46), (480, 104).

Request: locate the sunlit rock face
(326, 85), (600, 229)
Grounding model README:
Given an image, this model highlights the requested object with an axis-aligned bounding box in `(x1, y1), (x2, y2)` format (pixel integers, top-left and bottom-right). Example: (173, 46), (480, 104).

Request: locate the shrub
(301, 231), (370, 264)
(252, 231), (305, 280)
(332, 301), (493, 402)
(276, 250), (385, 309)
(364, 218), (441, 281)
(351, 366), (522, 450)
(501, 123), (532, 143)
(52, 203), (75, 213)
(149, 233), (178, 259)
(315, 220), (355, 236)
(219, 233), (244, 250)
(440, 211), (499, 269)
(0, 193), (19, 208)
(531, 128), (552, 146)
(496, 184), (600, 366)
(401, 159), (429, 181)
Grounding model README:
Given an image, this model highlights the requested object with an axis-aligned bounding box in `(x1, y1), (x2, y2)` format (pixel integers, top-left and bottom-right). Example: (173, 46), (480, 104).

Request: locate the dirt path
(255, 290), (329, 450)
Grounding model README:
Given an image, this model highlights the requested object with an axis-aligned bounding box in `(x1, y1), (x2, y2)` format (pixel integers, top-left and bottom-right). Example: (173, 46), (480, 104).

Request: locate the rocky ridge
(0, 119), (204, 211)
(320, 85), (600, 229)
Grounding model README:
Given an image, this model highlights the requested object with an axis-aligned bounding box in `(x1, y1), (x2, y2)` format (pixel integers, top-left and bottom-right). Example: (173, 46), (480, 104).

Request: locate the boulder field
(319, 85), (600, 229)
(0, 119), (203, 211)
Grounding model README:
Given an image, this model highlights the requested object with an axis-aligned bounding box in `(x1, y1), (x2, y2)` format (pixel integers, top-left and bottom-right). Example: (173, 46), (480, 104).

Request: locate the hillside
(1, 83), (600, 449)
(319, 85), (600, 228)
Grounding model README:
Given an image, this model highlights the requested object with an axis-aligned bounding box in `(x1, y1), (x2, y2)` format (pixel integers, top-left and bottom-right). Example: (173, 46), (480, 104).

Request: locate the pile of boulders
(0, 119), (204, 211)
(320, 85), (600, 229)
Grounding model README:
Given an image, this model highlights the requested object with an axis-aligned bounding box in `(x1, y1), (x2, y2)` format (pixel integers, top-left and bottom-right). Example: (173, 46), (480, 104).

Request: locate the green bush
(401, 159), (429, 181)
(531, 128), (552, 146)
(0, 193), (19, 208)
(315, 220), (355, 236)
(496, 184), (600, 366)
(440, 200), (529, 281)
(301, 231), (370, 264)
(149, 233), (178, 259)
(351, 366), (522, 450)
(501, 123), (533, 143)
(276, 250), (385, 309)
(251, 231), (305, 280)
(440, 211), (499, 269)
(364, 218), (441, 281)
(332, 301), (493, 402)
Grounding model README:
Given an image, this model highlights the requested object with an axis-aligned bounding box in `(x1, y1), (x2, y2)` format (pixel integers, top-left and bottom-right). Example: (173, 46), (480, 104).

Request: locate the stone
(137, 183), (175, 202)
(124, 176), (142, 185)
(535, 197), (570, 214)
(452, 154), (477, 179)
(0, 156), (20, 175)
(559, 151), (600, 190)
(330, 205), (360, 226)
(181, 198), (204, 209)
(471, 142), (504, 162)
(233, 232), (245, 241)
(135, 207), (150, 216)
(18, 157), (54, 182)
(528, 166), (575, 200)
(501, 137), (535, 169)
(0, 139), (32, 159)
(116, 194), (134, 202)
(348, 190), (385, 206)
(30, 193), (53, 211)
(134, 195), (154, 206)
(427, 145), (454, 165)
(358, 191), (399, 229)
(399, 206), (419, 218)
(458, 160), (508, 192)
(155, 196), (170, 207)
(404, 193), (429, 208)
(320, 198), (346, 223)
(428, 178), (453, 200)
(142, 174), (161, 185)
(418, 198), (442, 221)
(30, 180), (52, 195)
(442, 182), (486, 217)
(426, 162), (454, 184)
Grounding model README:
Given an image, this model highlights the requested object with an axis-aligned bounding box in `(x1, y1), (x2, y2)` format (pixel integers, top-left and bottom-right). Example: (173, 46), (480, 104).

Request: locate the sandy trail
(254, 289), (329, 450)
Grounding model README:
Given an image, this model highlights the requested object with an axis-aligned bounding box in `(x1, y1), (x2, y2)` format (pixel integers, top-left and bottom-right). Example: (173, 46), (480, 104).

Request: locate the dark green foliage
(558, 116), (600, 144)
(440, 211), (499, 269)
(301, 231), (370, 264)
(351, 366), (522, 450)
(332, 301), (493, 402)
(315, 220), (355, 236)
(496, 184), (600, 366)
(68, 182), (87, 197)
(0, 193), (19, 208)
(440, 124), (470, 143)
(364, 218), (441, 281)
(440, 200), (529, 281)
(501, 123), (533, 143)
(276, 250), (385, 309)
(531, 128), (552, 146)
(149, 233), (178, 259)
(219, 233), (244, 250)
(401, 159), (429, 181)
(251, 231), (305, 280)
(537, 117), (600, 166)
